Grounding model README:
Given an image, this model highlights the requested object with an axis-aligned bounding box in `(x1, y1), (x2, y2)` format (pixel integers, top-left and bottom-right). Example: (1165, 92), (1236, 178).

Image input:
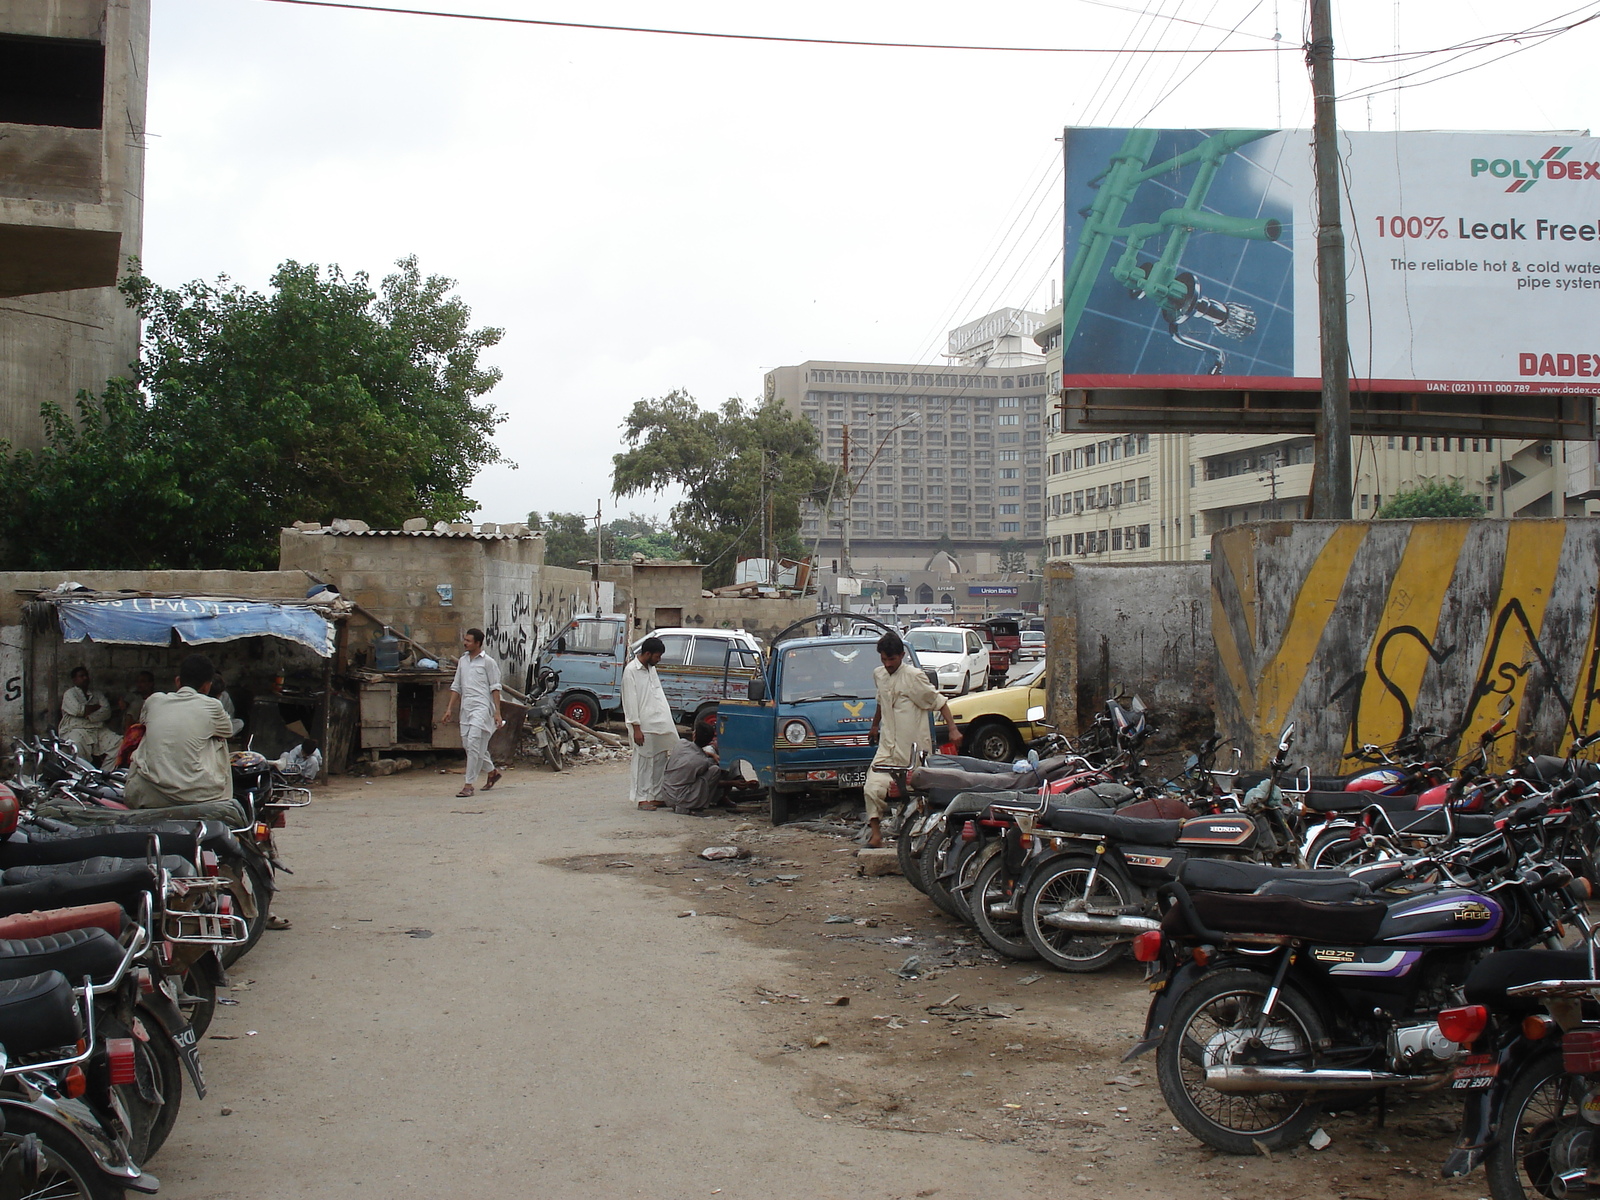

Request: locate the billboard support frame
(1308, 0), (1353, 519)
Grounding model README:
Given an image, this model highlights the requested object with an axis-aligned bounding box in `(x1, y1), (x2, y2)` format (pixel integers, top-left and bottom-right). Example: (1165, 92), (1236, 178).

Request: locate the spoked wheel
(0, 1106), (125, 1199)
(1155, 968), (1325, 1155)
(919, 830), (969, 920)
(132, 1013), (183, 1159)
(1020, 855), (1133, 972)
(967, 851), (1041, 960)
(1485, 1051), (1586, 1200)
(1306, 828), (1392, 871)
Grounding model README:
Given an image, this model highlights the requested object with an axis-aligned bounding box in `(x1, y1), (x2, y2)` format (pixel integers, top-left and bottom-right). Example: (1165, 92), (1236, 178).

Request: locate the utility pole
(593, 499), (603, 613)
(840, 424), (852, 615)
(1307, 0), (1353, 519)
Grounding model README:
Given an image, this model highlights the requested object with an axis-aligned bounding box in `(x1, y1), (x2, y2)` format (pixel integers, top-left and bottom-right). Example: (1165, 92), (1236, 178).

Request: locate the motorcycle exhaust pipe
(1205, 1066), (1450, 1093)
(1040, 912), (1161, 934)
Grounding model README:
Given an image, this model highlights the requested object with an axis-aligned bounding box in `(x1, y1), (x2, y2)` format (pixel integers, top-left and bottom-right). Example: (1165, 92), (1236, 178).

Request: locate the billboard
(1061, 128), (1600, 397)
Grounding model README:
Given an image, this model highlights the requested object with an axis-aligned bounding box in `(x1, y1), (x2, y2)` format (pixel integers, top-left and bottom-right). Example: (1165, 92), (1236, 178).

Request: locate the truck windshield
(780, 644), (879, 703)
(562, 619), (621, 654)
(905, 629), (965, 655)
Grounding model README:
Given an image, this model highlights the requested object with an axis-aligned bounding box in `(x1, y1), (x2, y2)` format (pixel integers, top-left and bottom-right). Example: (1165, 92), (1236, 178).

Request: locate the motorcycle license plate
(838, 769), (866, 787)
(1450, 1056), (1497, 1089)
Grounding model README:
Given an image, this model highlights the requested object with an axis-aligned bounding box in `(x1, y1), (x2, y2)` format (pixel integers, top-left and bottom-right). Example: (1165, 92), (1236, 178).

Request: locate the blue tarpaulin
(57, 598), (333, 657)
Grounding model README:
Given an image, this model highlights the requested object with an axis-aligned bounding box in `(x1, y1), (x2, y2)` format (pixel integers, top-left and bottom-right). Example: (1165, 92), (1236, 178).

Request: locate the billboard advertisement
(1061, 128), (1600, 396)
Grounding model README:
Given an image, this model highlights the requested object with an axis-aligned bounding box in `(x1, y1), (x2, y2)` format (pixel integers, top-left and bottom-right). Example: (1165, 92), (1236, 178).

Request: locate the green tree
(1376, 480), (1485, 519)
(611, 392), (830, 586)
(606, 513), (679, 560)
(0, 257), (504, 570)
(997, 539), (1028, 578)
(527, 512), (599, 569)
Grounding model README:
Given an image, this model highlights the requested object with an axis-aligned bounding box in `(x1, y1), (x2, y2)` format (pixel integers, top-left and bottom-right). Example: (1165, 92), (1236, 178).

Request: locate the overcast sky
(143, 1), (1600, 526)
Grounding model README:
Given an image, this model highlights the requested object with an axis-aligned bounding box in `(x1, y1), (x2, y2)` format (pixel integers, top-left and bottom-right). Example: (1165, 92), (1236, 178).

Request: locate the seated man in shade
(663, 721), (722, 815)
(60, 666), (123, 765)
(124, 654), (234, 809)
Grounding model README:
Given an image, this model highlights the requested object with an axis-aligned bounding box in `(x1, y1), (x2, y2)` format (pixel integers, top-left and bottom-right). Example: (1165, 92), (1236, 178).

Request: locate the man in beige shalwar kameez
(864, 631), (961, 848)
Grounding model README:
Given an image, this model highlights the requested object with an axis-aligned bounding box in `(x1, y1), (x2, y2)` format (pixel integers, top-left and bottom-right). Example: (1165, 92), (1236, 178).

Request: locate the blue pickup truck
(716, 615), (935, 825)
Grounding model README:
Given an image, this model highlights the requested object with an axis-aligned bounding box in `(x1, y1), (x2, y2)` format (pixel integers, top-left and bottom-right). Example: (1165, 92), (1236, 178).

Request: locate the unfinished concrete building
(0, 0), (149, 450)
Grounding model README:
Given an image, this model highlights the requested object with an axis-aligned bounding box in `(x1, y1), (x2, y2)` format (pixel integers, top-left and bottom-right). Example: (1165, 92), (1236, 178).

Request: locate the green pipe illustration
(1060, 128), (1281, 375)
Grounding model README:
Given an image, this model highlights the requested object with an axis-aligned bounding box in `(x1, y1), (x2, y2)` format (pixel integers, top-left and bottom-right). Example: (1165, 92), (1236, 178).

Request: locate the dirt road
(153, 762), (1482, 1200)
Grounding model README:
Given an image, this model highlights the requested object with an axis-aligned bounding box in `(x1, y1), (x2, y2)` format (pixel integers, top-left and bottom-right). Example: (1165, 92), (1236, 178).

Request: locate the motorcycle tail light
(106, 1038), (136, 1086)
(1564, 1029), (1600, 1074)
(1132, 930), (1163, 962)
(200, 850), (219, 876)
(1523, 1014), (1558, 1041)
(63, 1064), (86, 1098)
(961, 820), (977, 843)
(254, 823), (270, 841)
(1191, 945), (1212, 967)
(1437, 1005), (1489, 1046)
(219, 894), (234, 916)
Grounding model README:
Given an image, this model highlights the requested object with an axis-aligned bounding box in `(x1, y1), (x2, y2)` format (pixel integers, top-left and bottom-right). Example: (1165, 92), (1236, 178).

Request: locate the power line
(254, 0), (1291, 54)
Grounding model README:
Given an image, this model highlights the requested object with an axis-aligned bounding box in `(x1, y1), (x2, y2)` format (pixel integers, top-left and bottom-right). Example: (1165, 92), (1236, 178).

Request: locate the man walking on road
(864, 631), (960, 848)
(438, 628), (503, 798)
(623, 636), (675, 810)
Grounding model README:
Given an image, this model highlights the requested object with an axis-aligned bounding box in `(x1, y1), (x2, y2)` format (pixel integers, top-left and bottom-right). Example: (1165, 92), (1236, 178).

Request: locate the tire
(220, 855), (272, 968)
(545, 726), (566, 773)
(1155, 968), (1325, 1155)
(968, 721), (1022, 764)
(947, 839), (983, 924)
(968, 850), (1042, 960)
(769, 789), (792, 827)
(1306, 827), (1390, 871)
(960, 672), (972, 697)
(178, 964), (217, 1040)
(1020, 855), (1133, 972)
(0, 1105), (125, 1199)
(1484, 1050), (1584, 1200)
(559, 693), (600, 727)
(896, 811), (929, 893)
(919, 829), (968, 920)
(133, 1011), (183, 1159)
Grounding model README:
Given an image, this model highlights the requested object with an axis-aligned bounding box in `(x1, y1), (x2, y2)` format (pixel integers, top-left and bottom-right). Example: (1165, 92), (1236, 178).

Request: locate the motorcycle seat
(0, 866), (160, 920)
(1463, 948), (1594, 1012)
(0, 928), (125, 987)
(2, 829), (207, 867)
(943, 791), (1011, 817)
(1051, 782), (1134, 811)
(923, 754), (1015, 775)
(1038, 807), (1184, 845)
(1529, 755), (1600, 787)
(1301, 790), (1422, 813)
(1180, 858), (1364, 896)
(1384, 809), (1496, 838)
(0, 970), (82, 1056)
(1233, 770), (1355, 794)
(2, 855), (198, 886)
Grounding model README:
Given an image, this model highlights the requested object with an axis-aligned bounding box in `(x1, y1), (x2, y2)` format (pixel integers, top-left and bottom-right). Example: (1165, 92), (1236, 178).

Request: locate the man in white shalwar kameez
(439, 628), (503, 798)
(863, 631), (961, 848)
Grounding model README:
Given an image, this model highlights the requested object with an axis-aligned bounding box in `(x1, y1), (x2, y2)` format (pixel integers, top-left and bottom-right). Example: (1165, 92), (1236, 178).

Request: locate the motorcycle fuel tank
(1375, 891), (1504, 945)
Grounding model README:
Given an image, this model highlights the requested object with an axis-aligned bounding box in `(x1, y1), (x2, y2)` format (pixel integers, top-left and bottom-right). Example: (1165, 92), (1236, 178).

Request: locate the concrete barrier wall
(1211, 519), (1600, 772)
(1045, 561), (1214, 744)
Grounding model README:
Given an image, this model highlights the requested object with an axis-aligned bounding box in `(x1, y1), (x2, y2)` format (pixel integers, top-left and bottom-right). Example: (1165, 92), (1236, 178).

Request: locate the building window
(1473, 438), (1481, 451)
(1138, 476), (1151, 501)
(1360, 494), (1370, 510)
(1431, 438), (1439, 451)
(1000, 521), (1020, 532)
(1387, 436), (1395, 449)
(1000, 503), (1019, 514)
(999, 485), (1020, 497)
(1138, 524), (1151, 548)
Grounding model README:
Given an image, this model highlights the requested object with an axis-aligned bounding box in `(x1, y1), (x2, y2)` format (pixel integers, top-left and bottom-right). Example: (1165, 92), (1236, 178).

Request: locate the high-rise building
(1037, 303), (1600, 561)
(0, 0), (149, 451)
(764, 310), (1050, 595)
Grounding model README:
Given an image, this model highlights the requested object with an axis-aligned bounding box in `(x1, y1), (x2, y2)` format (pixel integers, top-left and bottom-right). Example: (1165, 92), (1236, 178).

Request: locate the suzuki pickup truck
(716, 615), (934, 825)
(538, 614), (762, 729)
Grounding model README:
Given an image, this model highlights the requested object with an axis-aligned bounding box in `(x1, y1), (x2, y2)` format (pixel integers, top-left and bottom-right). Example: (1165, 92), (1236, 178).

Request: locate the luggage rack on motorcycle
(1506, 927), (1600, 1000)
(158, 871), (249, 946)
(266, 782), (312, 809)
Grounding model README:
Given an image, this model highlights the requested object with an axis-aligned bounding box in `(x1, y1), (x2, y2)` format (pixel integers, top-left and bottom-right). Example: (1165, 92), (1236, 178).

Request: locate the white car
(904, 625), (988, 696)
(1017, 629), (1047, 661)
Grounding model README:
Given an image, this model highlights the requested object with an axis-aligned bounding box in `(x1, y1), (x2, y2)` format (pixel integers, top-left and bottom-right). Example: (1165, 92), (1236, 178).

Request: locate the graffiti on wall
(1211, 520), (1600, 772)
(484, 591), (532, 677)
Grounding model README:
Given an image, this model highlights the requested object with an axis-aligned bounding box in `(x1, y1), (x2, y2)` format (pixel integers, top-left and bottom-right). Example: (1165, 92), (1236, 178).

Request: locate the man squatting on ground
(624, 636), (676, 810)
(60, 666), (123, 765)
(663, 720), (722, 815)
(864, 631), (961, 849)
(438, 628), (504, 798)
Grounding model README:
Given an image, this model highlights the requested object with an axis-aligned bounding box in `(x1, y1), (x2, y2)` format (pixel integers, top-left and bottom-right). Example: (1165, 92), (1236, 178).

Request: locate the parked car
(903, 625), (987, 696)
(716, 623), (935, 825)
(538, 615), (762, 728)
(945, 660), (1049, 761)
(1016, 629), (1046, 661)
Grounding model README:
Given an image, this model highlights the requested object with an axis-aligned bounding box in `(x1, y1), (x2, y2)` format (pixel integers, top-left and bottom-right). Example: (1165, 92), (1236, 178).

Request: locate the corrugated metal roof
(305, 529), (538, 540)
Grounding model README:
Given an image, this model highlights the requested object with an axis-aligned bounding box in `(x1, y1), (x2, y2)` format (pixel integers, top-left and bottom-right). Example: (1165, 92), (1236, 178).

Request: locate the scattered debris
(605, 861), (636, 869)
(405, 928), (433, 939)
(896, 955), (925, 979)
(700, 846), (750, 861)
(220, 1107), (234, 1116)
(926, 1002), (1014, 1021)
(824, 995), (850, 1007)
(676, 911), (696, 918)
(1016, 973), (1044, 986)
(810, 1035), (831, 1048)
(824, 914), (854, 924)
(1309, 1128), (1332, 1151)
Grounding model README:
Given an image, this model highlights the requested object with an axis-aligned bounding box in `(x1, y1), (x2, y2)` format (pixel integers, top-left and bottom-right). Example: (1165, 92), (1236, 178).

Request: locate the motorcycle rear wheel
(1484, 1050), (1581, 1200)
(1156, 968), (1324, 1155)
(1019, 856), (1132, 972)
(918, 830), (968, 920)
(968, 851), (1041, 960)
(896, 813), (928, 893)
(0, 1106), (125, 1199)
(220, 856), (272, 968)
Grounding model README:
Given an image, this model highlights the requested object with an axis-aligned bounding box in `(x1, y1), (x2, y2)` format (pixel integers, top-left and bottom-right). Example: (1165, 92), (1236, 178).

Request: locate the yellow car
(947, 661), (1049, 761)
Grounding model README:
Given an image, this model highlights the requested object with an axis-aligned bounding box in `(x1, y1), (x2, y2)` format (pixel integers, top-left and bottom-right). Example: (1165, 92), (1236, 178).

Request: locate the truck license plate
(838, 768), (866, 787)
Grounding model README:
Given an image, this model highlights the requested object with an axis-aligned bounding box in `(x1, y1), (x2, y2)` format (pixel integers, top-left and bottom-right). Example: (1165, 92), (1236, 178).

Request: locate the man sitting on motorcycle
(124, 653), (234, 809)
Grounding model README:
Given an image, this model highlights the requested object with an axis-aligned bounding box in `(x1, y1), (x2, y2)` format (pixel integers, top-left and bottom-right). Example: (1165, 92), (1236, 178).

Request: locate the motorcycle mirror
(1131, 695), (1147, 713)
(1026, 706), (1046, 721)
